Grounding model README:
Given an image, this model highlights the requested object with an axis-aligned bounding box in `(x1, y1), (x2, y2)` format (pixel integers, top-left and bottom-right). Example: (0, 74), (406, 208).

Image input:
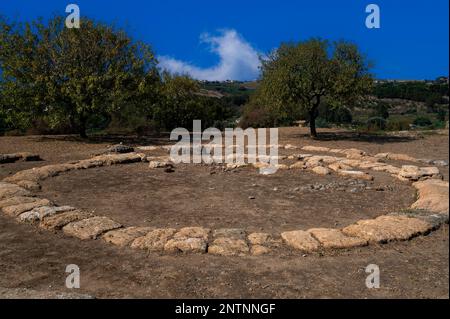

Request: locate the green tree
(0, 16), (159, 137)
(256, 39), (373, 137)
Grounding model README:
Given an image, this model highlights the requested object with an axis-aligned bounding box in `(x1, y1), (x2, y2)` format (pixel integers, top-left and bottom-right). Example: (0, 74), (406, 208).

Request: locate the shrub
(239, 105), (274, 129)
(386, 118), (412, 131)
(413, 116), (433, 127)
(315, 117), (331, 128)
(366, 117), (387, 131)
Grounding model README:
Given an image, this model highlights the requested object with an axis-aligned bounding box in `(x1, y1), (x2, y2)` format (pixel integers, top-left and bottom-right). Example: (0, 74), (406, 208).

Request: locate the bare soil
(37, 163), (415, 233)
(0, 127), (448, 299)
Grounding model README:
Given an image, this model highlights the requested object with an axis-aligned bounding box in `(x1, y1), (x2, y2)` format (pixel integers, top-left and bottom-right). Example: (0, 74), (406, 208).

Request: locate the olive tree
(257, 39), (373, 137)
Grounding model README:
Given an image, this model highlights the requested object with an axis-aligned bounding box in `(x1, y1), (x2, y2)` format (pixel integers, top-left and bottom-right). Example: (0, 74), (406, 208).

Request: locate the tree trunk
(79, 115), (88, 138)
(309, 111), (317, 138)
(309, 99), (320, 138)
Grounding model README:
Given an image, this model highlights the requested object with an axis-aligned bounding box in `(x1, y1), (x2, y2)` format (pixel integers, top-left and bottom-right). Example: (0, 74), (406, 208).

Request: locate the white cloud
(158, 29), (261, 81)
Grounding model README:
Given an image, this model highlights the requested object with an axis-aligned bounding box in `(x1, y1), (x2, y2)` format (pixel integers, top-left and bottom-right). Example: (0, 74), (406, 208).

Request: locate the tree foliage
(0, 16), (159, 137)
(252, 38), (373, 137)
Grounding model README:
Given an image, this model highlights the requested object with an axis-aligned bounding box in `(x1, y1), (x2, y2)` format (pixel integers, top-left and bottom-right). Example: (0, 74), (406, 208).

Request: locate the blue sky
(1, 0), (448, 81)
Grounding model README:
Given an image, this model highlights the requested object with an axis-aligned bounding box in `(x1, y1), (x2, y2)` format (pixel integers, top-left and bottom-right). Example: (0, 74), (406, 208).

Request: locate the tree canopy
(254, 38), (373, 137)
(0, 16), (160, 137)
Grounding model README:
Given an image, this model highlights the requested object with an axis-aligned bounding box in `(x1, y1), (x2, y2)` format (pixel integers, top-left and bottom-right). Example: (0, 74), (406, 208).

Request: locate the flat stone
(0, 183), (31, 200)
(247, 232), (271, 245)
(342, 215), (433, 243)
(4, 164), (75, 182)
(62, 216), (122, 240)
(102, 227), (153, 247)
(250, 245), (271, 256)
(136, 146), (159, 151)
(338, 170), (374, 181)
(412, 180), (449, 213)
(2, 198), (51, 217)
(149, 160), (173, 168)
(308, 228), (368, 249)
(281, 230), (320, 252)
(0, 196), (37, 209)
(398, 165), (421, 180)
(419, 167), (441, 178)
(15, 180), (41, 192)
(328, 162), (352, 171)
(164, 238), (207, 254)
(289, 161), (306, 169)
(40, 210), (92, 230)
(31, 205), (76, 220)
(17, 211), (41, 223)
(208, 237), (249, 256)
(173, 227), (210, 241)
(130, 228), (177, 251)
(312, 166), (331, 175)
(387, 153), (417, 162)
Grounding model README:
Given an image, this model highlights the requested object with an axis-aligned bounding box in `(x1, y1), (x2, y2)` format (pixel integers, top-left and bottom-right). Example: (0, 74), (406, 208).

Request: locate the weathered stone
(40, 210), (92, 230)
(130, 228), (177, 251)
(304, 156), (324, 168)
(4, 164), (75, 182)
(419, 167), (441, 179)
(311, 166), (331, 175)
(289, 161), (306, 169)
(342, 215), (432, 243)
(337, 170), (374, 181)
(17, 211), (41, 223)
(208, 237), (249, 256)
(63, 216), (122, 240)
(398, 165), (421, 180)
(374, 153), (389, 159)
(102, 227), (153, 247)
(370, 164), (400, 175)
(339, 159), (362, 167)
(329, 148), (344, 154)
(344, 148), (367, 160)
(357, 162), (386, 170)
(328, 162), (352, 172)
(164, 238), (207, 254)
(213, 228), (246, 240)
(284, 144), (298, 150)
(30, 205), (76, 220)
(15, 180), (41, 192)
(301, 146), (330, 152)
(136, 145), (159, 151)
(412, 180), (449, 213)
(281, 230), (320, 252)
(308, 228), (368, 249)
(173, 227), (210, 241)
(250, 245), (271, 256)
(0, 196), (37, 209)
(149, 159), (173, 168)
(2, 198), (51, 217)
(387, 153), (417, 162)
(247, 232), (271, 245)
(0, 183), (31, 200)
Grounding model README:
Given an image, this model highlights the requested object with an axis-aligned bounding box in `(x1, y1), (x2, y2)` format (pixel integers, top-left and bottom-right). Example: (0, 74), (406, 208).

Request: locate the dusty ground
(0, 127), (448, 298)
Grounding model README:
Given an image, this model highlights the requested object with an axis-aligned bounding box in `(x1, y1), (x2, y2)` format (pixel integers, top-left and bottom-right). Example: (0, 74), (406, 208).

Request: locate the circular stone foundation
(37, 162), (416, 233)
